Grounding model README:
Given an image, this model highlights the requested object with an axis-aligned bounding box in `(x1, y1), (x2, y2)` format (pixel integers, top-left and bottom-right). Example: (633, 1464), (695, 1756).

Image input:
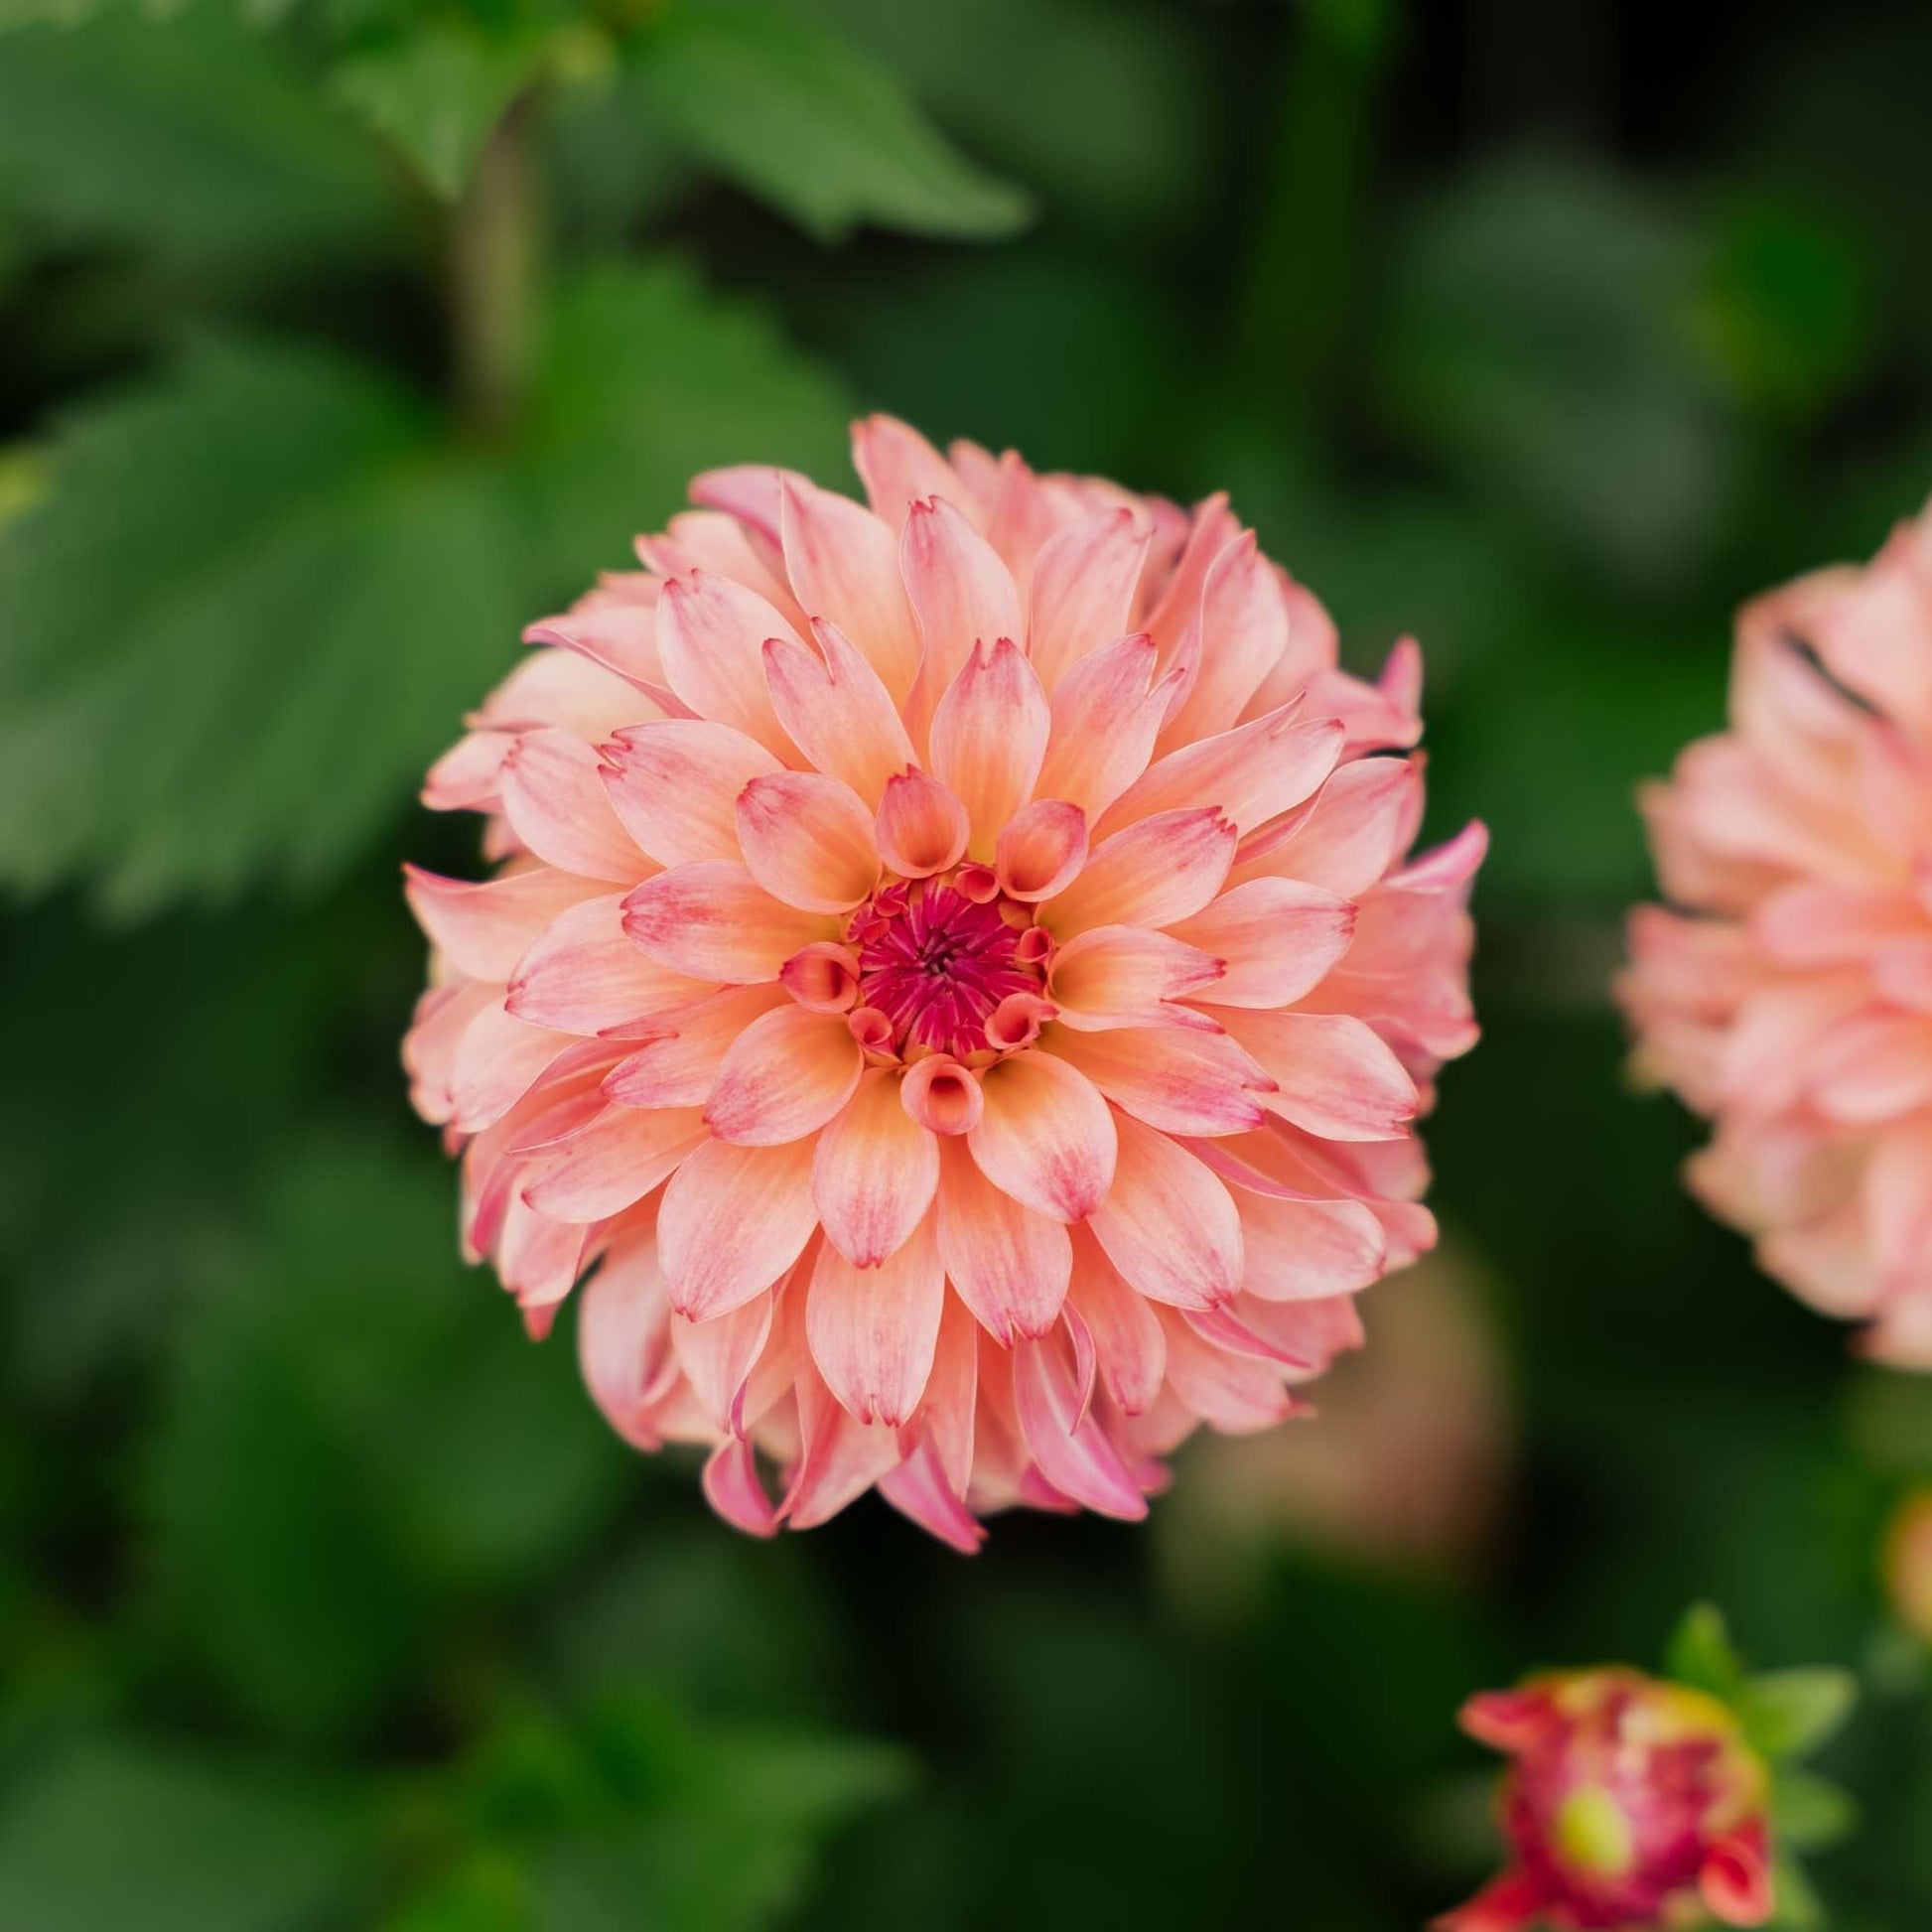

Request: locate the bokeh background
(3, 0), (1931, 1924)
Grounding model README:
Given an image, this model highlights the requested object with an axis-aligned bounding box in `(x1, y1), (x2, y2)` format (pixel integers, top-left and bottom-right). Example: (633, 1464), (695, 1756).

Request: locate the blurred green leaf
(331, 22), (555, 202)
(0, 1737), (361, 1932)
(1737, 1668), (1858, 1762)
(1665, 1601), (1746, 1702)
(1379, 158), (1737, 584)
(145, 1142), (623, 1739)
(1768, 1852), (1827, 1932)
(518, 258), (852, 590)
(0, 12), (398, 271)
(1773, 1767), (1861, 1852)
(0, 337), (522, 914)
(631, 0), (1032, 243)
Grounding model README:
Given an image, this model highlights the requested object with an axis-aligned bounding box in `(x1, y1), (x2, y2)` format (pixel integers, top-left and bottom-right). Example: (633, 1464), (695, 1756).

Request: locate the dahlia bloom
(1441, 1670), (1774, 1931)
(1623, 501), (1932, 1365)
(404, 415), (1481, 1546)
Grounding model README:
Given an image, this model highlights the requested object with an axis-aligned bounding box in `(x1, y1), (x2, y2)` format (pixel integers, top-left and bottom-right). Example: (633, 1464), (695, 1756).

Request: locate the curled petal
(995, 799), (1088, 901)
(702, 1439), (780, 1538)
(672, 1289), (774, 1434)
(901, 1055), (984, 1135)
(779, 941), (860, 1012)
(1012, 1315), (1149, 1519)
(876, 768), (971, 877)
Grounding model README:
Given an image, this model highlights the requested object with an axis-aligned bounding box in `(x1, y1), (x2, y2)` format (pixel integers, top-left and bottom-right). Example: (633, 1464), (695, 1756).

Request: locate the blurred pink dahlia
(403, 416), (1482, 1547)
(1441, 1670), (1774, 1931)
(1622, 501), (1932, 1366)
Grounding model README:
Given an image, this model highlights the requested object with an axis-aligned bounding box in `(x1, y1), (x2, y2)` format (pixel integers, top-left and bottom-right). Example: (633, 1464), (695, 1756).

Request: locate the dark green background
(2, 0), (1931, 1924)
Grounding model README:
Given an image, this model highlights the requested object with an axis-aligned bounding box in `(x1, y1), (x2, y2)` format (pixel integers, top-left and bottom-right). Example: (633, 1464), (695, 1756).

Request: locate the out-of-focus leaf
(1665, 1602), (1746, 1703)
(1768, 1852), (1827, 1932)
(1737, 1668), (1857, 1762)
(0, 12), (398, 270)
(793, 0), (1211, 234)
(145, 1143), (624, 1739)
(331, 22), (556, 202)
(1694, 199), (1870, 418)
(1773, 1767), (1861, 1852)
(0, 1737), (361, 1932)
(517, 259), (852, 590)
(0, 337), (523, 915)
(630, 0), (1031, 243)
(1378, 158), (1737, 584)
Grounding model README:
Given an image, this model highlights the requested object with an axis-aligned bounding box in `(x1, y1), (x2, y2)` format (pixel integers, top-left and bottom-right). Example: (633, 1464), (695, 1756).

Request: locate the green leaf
(1767, 1852), (1826, 1932)
(1736, 1668), (1858, 1761)
(631, 0), (1031, 242)
(331, 22), (554, 202)
(518, 259), (853, 592)
(144, 1142), (625, 1740)
(0, 336), (523, 914)
(1772, 1767), (1861, 1852)
(0, 12), (398, 271)
(0, 1738), (361, 1932)
(1663, 1601), (1746, 1703)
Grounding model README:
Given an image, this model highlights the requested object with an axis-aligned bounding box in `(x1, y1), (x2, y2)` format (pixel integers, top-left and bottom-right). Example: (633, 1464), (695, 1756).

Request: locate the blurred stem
(451, 95), (541, 443)
(1234, 0), (1397, 427)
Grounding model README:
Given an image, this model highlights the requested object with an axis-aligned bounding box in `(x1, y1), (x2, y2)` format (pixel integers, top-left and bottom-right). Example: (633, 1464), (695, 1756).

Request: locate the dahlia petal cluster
(1442, 1670), (1774, 1931)
(1622, 501), (1932, 1365)
(404, 415), (1482, 1546)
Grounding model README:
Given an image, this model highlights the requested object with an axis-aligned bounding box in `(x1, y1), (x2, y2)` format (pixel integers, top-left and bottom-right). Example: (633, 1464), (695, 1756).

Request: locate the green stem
(451, 94), (541, 443)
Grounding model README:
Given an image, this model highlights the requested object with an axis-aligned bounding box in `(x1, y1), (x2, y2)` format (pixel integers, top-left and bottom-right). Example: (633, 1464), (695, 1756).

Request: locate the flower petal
(1157, 531), (1290, 749)
(995, 799), (1088, 901)
(780, 478), (921, 702)
(600, 719), (781, 868)
(1088, 1112), (1243, 1308)
(928, 639), (1050, 856)
(601, 984), (785, 1108)
(1065, 1226), (1167, 1415)
(506, 893), (710, 1035)
(1035, 631), (1173, 820)
(1041, 807), (1236, 935)
(519, 1101), (708, 1220)
(498, 729), (646, 882)
(875, 768), (971, 877)
(761, 619), (916, 804)
(658, 1136), (821, 1319)
(1048, 924), (1224, 1030)
(968, 1048), (1118, 1222)
(1028, 508), (1150, 692)
(622, 862), (832, 983)
(1170, 878), (1358, 1008)
(671, 1289), (774, 1433)
(1215, 1010), (1419, 1141)
(1099, 706), (1343, 838)
(852, 414), (965, 530)
(813, 1070), (941, 1267)
(903, 494), (1025, 738)
(936, 1137), (1071, 1343)
(705, 1004), (864, 1145)
(736, 770), (880, 912)
(806, 1210), (945, 1427)
(404, 864), (607, 983)
(1047, 1025), (1272, 1137)
(655, 569), (804, 758)
(1011, 1314), (1149, 1519)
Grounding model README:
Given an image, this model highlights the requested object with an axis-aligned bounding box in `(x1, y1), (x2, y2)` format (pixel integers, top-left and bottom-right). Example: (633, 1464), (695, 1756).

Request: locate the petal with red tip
(761, 620), (915, 804)
(736, 770), (880, 912)
(968, 1049), (1118, 1223)
(806, 1210), (945, 1427)
(404, 865), (607, 983)
(1035, 631), (1172, 821)
(1216, 1010), (1420, 1142)
(1042, 807), (1236, 935)
(1048, 1025), (1272, 1137)
(1049, 924), (1223, 1029)
(602, 984), (785, 1108)
(506, 894), (710, 1035)
(601, 719), (780, 867)
(1170, 878), (1358, 1007)
(622, 863), (833, 983)
(852, 414), (965, 529)
(936, 1138), (1072, 1343)
(928, 639), (1050, 854)
(1028, 508), (1150, 691)
(655, 569), (803, 758)
(875, 768), (971, 877)
(903, 495), (1025, 734)
(780, 479), (921, 702)
(499, 728), (645, 882)
(520, 1101), (708, 1221)
(1088, 1112), (1243, 1308)
(995, 799), (1088, 901)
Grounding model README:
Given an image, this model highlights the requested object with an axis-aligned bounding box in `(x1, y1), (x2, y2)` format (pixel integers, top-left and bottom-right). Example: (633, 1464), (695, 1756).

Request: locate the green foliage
(1665, 1601), (1748, 1704)
(1737, 1669), (1859, 1761)
(631, 0), (1032, 243)
(0, 1738), (363, 1932)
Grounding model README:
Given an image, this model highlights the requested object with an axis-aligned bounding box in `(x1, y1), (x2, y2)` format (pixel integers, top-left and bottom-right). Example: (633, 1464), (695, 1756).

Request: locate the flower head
(1622, 501), (1932, 1364)
(1441, 1670), (1774, 1931)
(404, 416), (1481, 1545)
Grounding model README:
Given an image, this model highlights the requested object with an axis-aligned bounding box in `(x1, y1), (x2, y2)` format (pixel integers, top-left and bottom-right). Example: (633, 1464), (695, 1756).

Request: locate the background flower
(1622, 503), (1932, 1364)
(406, 418), (1481, 1544)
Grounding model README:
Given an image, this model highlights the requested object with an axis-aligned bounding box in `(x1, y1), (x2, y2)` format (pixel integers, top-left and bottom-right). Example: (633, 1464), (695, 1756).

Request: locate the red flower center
(851, 879), (1044, 1059)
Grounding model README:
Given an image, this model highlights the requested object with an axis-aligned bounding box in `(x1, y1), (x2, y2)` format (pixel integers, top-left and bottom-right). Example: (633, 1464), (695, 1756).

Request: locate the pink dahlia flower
(1441, 1671), (1774, 1931)
(1622, 501), (1932, 1365)
(403, 416), (1482, 1547)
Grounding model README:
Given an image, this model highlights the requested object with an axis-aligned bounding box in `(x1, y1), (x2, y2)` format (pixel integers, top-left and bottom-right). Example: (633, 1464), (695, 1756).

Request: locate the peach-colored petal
(813, 1070), (940, 1266)
(900, 1055), (984, 1135)
(498, 729), (646, 882)
(658, 1136), (821, 1319)
(602, 984), (786, 1108)
(506, 894), (712, 1036)
(761, 619), (916, 804)
(995, 799), (1088, 901)
(403, 864), (606, 983)
(736, 771), (880, 912)
(852, 414), (965, 529)
(780, 479), (921, 702)
(1012, 1313), (1149, 1518)
(1028, 508), (1151, 692)
(1048, 925), (1224, 1030)
(806, 1210), (944, 1427)
(928, 638), (1049, 855)
(903, 495), (1025, 738)
(1089, 1112), (1243, 1308)
(1041, 807), (1236, 934)
(520, 1102), (709, 1221)
(655, 569), (804, 759)
(1035, 631), (1173, 820)
(936, 1137), (1071, 1343)
(622, 863), (832, 983)
(874, 768), (971, 878)
(968, 1048), (1117, 1222)
(1235, 755), (1422, 897)
(671, 1289), (774, 1434)
(1218, 1010), (1421, 1141)
(1046, 1026), (1272, 1137)
(1169, 878), (1357, 1007)
(704, 1004), (865, 1145)
(1157, 531), (1290, 750)
(601, 719), (781, 867)
(448, 1000), (576, 1133)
